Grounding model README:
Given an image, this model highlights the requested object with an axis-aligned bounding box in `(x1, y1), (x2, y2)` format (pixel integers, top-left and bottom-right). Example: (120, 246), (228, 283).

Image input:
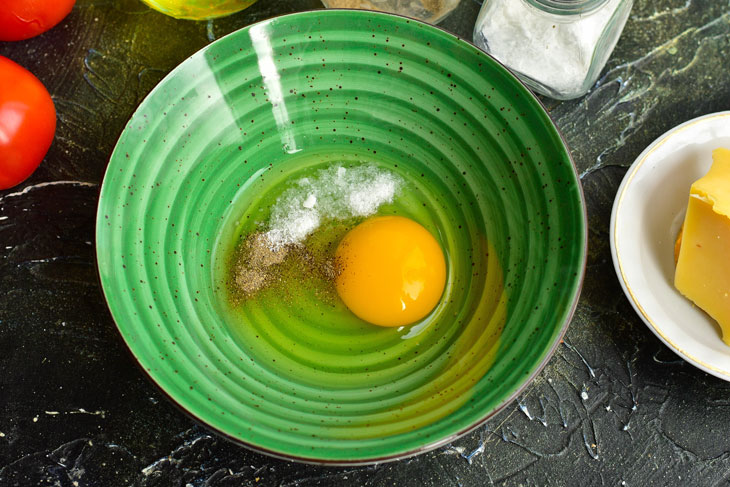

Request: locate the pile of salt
(265, 164), (401, 249)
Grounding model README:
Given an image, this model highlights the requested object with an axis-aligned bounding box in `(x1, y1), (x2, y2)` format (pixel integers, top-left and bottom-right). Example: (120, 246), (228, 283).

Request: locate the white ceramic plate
(610, 111), (730, 381)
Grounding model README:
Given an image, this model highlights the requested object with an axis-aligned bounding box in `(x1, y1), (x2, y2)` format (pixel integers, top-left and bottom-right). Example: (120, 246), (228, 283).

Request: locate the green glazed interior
(96, 10), (586, 464)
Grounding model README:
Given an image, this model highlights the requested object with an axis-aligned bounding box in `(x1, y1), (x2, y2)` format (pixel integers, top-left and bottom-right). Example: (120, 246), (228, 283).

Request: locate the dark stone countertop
(2, 0), (730, 485)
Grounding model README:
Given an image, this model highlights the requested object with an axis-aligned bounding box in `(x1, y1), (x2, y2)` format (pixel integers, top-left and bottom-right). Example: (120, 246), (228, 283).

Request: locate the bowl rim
(609, 110), (730, 382)
(95, 7), (588, 466)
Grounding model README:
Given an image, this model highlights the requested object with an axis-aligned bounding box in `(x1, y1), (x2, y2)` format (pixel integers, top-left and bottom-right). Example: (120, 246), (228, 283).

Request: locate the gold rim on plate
(612, 111), (730, 378)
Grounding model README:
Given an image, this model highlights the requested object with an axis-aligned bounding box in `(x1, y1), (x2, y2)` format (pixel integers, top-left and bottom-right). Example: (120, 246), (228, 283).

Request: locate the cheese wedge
(674, 148), (730, 346)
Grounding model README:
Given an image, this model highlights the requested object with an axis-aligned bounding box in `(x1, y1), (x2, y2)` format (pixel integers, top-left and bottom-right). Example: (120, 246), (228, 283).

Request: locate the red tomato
(0, 56), (56, 190)
(0, 0), (76, 41)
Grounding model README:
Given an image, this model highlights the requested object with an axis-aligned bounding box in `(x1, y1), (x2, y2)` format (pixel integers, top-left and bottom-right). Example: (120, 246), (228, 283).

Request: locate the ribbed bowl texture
(96, 10), (586, 464)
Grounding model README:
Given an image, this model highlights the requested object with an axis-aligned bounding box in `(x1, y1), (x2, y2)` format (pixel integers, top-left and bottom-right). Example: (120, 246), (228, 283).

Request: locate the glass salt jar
(473, 0), (634, 100)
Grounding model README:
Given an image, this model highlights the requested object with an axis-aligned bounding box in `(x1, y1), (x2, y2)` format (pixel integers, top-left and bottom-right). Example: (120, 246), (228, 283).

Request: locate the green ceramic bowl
(96, 10), (586, 464)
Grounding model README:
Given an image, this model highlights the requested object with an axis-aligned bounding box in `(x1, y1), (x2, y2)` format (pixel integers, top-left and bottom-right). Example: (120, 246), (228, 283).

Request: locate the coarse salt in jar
(473, 0), (634, 100)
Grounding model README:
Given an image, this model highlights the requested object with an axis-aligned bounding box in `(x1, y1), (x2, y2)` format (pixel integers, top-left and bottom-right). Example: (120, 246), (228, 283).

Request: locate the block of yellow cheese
(675, 147), (730, 346)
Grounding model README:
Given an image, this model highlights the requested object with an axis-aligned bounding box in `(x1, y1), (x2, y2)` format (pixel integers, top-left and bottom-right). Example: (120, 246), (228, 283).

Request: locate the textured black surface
(2, 0), (730, 485)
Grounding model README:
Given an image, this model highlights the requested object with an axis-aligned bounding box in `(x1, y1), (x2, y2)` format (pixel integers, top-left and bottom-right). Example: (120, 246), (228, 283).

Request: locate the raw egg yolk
(335, 216), (447, 327)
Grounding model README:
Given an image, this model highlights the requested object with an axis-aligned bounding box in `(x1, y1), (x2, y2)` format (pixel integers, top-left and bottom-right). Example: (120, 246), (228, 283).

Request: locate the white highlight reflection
(250, 23), (299, 154)
(0, 107), (23, 145)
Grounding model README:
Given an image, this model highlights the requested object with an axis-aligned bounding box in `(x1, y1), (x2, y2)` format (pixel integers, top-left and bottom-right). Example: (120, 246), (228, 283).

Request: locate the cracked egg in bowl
(95, 10), (586, 464)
